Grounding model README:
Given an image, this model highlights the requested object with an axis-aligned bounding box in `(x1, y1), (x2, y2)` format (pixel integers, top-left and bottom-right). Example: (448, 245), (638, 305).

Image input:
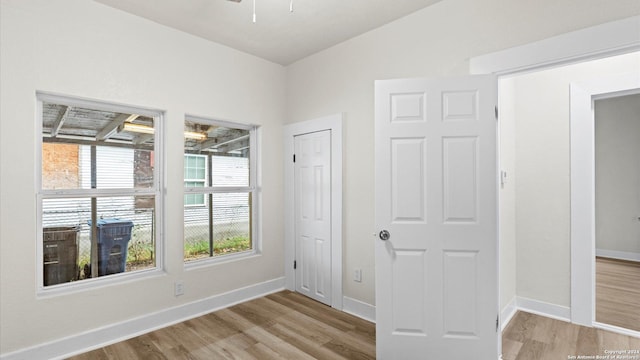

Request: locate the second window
(183, 117), (257, 262)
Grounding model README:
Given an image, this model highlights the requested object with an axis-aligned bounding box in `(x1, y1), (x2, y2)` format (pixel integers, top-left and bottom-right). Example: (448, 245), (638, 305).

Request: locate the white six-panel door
(375, 75), (498, 359)
(295, 130), (332, 305)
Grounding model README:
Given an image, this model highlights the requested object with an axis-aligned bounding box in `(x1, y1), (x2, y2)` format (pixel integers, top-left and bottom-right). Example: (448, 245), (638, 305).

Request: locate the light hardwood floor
(68, 290), (375, 360)
(596, 257), (640, 332)
(68, 290), (639, 359)
(503, 311), (640, 360)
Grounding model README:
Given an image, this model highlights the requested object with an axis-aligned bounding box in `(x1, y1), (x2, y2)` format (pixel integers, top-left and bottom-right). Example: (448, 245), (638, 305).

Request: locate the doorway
(283, 114), (343, 309)
(570, 65), (640, 335)
(593, 94), (640, 332)
(492, 51), (640, 334)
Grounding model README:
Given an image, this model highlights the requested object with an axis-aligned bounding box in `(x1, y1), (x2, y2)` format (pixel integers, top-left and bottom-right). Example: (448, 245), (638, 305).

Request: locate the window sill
(184, 250), (261, 271)
(36, 267), (166, 299)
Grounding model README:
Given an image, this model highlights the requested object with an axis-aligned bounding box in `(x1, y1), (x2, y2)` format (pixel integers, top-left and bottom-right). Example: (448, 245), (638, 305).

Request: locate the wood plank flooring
(596, 257), (640, 332)
(502, 311), (640, 360)
(68, 290), (375, 360)
(68, 290), (640, 359)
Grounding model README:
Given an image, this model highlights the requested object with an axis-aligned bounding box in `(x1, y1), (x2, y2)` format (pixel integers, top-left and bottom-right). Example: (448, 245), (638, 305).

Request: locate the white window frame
(35, 92), (165, 296)
(184, 115), (260, 268)
(183, 154), (207, 207)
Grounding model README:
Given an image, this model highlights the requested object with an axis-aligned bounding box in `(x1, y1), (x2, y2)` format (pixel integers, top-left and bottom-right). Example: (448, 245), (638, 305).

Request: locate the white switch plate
(354, 268), (362, 282)
(175, 281), (184, 296)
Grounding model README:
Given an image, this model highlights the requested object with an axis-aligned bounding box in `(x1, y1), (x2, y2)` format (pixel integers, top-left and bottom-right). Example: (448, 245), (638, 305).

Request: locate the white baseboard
(594, 322), (640, 339)
(342, 296), (376, 323)
(515, 296), (571, 323)
(596, 249), (640, 262)
(1, 277), (285, 360)
(500, 297), (518, 331)
(340, 295), (568, 331)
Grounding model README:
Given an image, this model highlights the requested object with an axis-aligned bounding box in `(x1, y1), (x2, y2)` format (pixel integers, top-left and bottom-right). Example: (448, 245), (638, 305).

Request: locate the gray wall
(595, 94), (640, 259)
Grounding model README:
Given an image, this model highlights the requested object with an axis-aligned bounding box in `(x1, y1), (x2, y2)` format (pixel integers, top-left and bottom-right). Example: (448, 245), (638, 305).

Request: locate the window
(183, 117), (257, 262)
(37, 93), (162, 289)
(184, 154), (206, 206)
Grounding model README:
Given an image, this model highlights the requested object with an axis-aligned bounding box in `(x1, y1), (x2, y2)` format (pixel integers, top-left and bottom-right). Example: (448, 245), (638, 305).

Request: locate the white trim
(570, 82), (597, 327)
(500, 300), (640, 344)
(336, 295), (573, 334)
(594, 322), (640, 339)
(596, 249), (640, 262)
(283, 114), (343, 310)
(515, 296), (571, 323)
(36, 91), (164, 118)
(570, 75), (640, 326)
(342, 296), (376, 323)
(470, 16), (640, 75)
(500, 297), (517, 331)
(0, 277), (285, 360)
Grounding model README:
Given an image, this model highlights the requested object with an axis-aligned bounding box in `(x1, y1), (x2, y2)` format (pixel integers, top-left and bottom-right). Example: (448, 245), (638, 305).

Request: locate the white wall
(286, 0), (640, 306)
(595, 94), (640, 258)
(0, 0), (285, 355)
(499, 78), (517, 311)
(508, 52), (640, 307)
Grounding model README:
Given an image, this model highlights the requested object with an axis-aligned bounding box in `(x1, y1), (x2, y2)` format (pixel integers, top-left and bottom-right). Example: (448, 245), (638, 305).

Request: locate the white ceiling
(95, 0), (443, 65)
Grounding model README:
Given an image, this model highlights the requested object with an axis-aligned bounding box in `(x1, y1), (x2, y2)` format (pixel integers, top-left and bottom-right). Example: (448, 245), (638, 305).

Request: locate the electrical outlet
(174, 281), (184, 296)
(354, 268), (362, 282)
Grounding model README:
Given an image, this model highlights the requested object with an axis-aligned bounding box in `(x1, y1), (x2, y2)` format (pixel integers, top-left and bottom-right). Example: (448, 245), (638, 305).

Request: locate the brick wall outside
(42, 143), (79, 189)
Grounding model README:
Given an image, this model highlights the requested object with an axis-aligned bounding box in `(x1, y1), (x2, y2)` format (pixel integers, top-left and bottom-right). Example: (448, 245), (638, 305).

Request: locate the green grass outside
(184, 236), (251, 257)
(78, 235), (251, 270)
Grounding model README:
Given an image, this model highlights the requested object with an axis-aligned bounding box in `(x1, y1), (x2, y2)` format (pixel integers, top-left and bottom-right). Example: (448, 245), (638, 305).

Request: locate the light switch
(354, 268), (362, 282)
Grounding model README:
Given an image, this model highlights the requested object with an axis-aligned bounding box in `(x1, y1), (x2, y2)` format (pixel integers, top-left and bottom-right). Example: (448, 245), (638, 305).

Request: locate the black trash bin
(43, 226), (79, 286)
(89, 219), (134, 276)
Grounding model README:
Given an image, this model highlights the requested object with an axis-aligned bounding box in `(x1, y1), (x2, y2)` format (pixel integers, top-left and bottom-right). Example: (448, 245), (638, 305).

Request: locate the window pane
(184, 193), (205, 206)
(184, 120), (250, 187)
(184, 192), (252, 262)
(42, 102), (155, 190)
(212, 155), (249, 187)
(184, 154), (206, 183)
(42, 143), (80, 189)
(185, 181), (204, 187)
(42, 195), (156, 286)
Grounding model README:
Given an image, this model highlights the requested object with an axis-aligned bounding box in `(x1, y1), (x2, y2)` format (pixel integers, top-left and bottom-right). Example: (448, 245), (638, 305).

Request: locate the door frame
(284, 114), (343, 309)
(471, 15), (640, 330)
(570, 76), (640, 333)
(470, 16), (639, 76)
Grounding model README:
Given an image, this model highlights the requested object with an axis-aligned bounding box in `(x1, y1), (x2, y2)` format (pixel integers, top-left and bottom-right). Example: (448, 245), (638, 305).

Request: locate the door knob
(379, 230), (390, 241)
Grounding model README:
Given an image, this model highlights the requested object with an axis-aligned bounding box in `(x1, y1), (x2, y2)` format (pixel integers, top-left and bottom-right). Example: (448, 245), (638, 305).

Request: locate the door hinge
(293, 154), (296, 163)
(294, 260), (297, 269)
(496, 314), (499, 332)
(495, 105), (499, 120)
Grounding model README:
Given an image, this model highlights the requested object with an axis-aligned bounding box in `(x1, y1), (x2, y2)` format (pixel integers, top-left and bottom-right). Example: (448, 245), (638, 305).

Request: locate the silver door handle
(379, 230), (390, 241)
